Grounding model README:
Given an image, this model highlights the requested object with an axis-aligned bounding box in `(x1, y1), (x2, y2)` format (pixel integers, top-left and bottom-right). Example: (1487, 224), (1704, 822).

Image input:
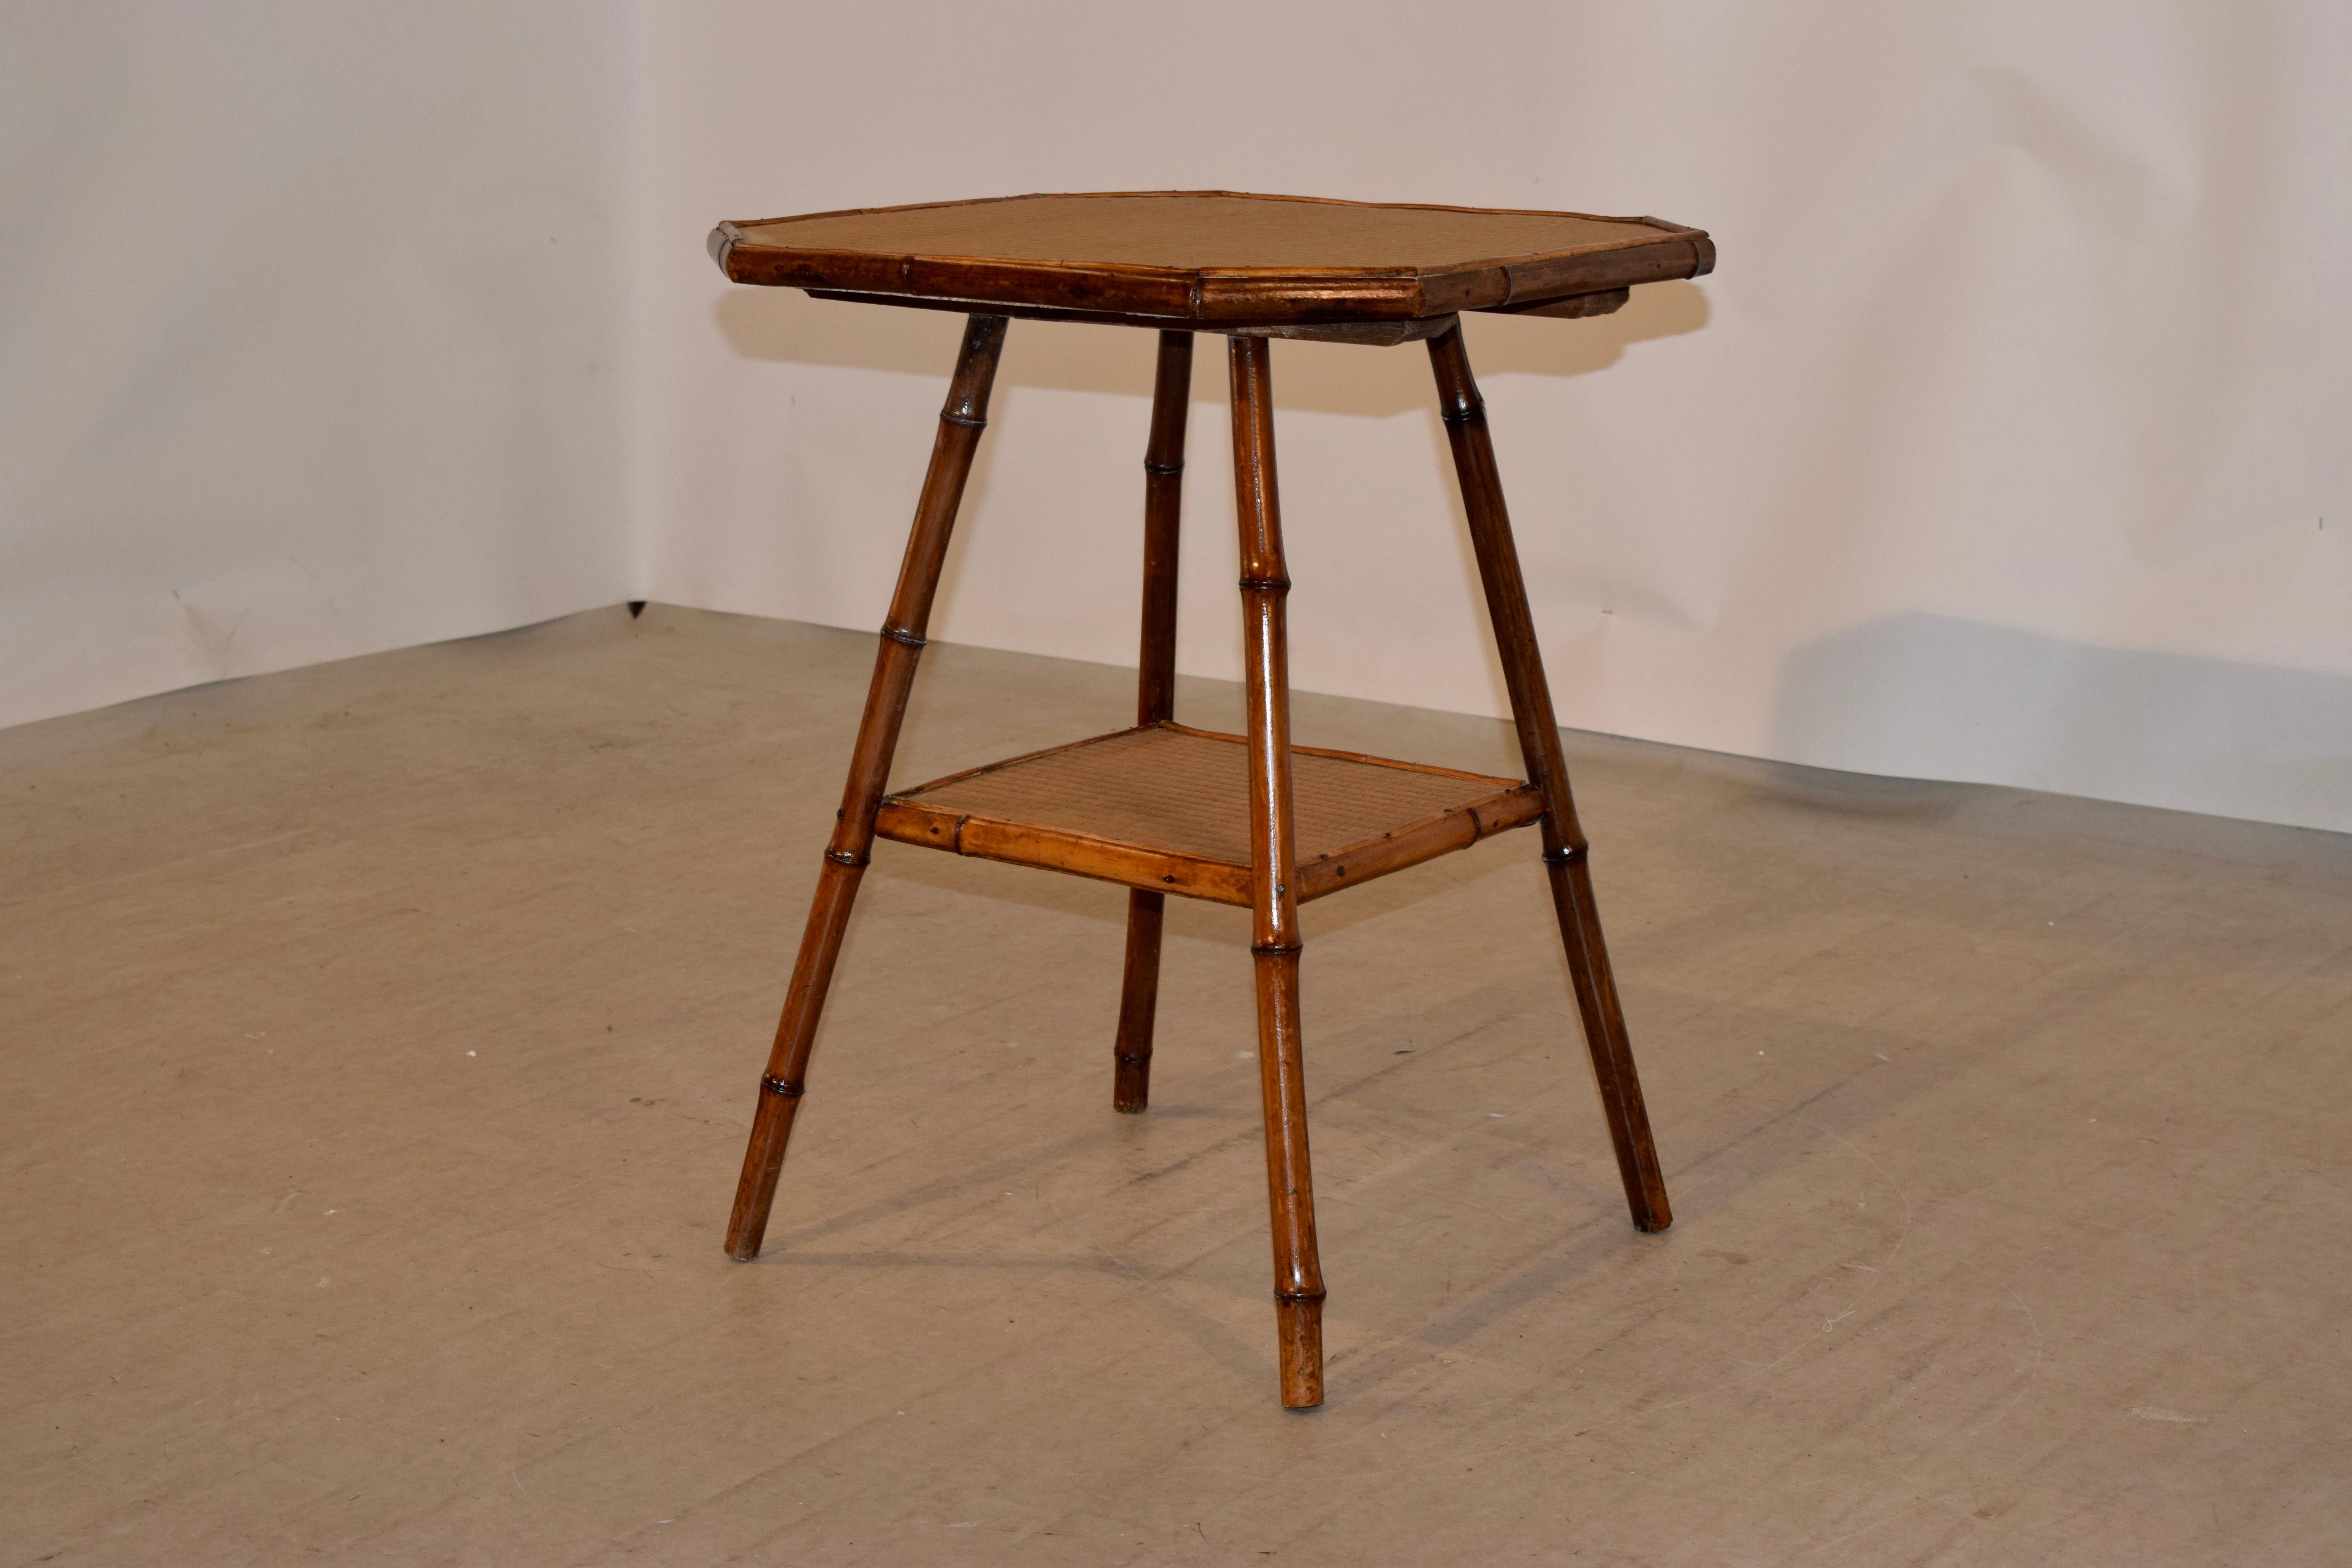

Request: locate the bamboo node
(939, 411), (987, 430)
(825, 849), (867, 868)
(1143, 459), (1184, 475)
(1238, 576), (1290, 593)
(880, 625), (927, 648)
(1273, 1287), (1328, 1304)
(1541, 845), (1588, 865)
(759, 1075), (804, 1098)
(1251, 941), (1304, 957)
(1114, 1051), (1151, 1066)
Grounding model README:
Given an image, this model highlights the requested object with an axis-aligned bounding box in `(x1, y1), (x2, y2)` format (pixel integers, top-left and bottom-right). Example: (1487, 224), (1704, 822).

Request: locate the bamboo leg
(1426, 320), (1672, 1234)
(1229, 334), (1325, 1408)
(724, 314), (1010, 1261)
(1113, 330), (1195, 1113)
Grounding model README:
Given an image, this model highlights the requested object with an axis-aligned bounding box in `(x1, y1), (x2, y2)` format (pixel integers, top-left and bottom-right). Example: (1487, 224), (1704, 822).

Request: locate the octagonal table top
(709, 191), (1711, 330)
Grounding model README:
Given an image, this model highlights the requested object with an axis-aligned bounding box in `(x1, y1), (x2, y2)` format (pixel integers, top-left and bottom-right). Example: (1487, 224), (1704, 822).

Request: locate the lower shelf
(873, 722), (1543, 905)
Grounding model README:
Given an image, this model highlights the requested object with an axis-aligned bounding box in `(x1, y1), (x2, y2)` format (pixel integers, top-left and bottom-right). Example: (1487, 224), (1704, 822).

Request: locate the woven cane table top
(709, 191), (1712, 327)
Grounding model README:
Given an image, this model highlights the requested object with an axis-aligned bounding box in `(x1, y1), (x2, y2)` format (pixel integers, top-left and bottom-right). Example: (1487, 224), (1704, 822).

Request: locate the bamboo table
(708, 192), (1714, 1410)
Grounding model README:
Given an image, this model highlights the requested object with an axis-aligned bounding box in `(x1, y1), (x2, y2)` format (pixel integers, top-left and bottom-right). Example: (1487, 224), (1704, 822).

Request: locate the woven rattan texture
(897, 726), (1518, 866)
(735, 194), (1663, 272)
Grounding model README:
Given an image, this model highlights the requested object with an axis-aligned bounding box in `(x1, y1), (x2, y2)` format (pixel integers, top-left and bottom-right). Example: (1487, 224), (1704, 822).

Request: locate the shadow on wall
(1775, 613), (2352, 835)
(712, 283), (1710, 416)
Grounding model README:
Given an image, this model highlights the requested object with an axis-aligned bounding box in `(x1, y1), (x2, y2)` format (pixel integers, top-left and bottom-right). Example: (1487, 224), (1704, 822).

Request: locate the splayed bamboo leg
(724, 314), (1009, 1261)
(1112, 331), (1196, 1113)
(1111, 890), (1165, 1111)
(1229, 334), (1325, 1408)
(1426, 320), (1671, 1233)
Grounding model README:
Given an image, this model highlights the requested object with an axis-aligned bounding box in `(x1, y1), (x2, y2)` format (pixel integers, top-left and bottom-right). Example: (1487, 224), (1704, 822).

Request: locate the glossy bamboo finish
(723, 313), (1008, 1262)
(1114, 330), (1194, 1112)
(1229, 333), (1324, 1409)
(1426, 321), (1672, 1235)
(1136, 332), (1192, 726)
(711, 196), (1699, 1408)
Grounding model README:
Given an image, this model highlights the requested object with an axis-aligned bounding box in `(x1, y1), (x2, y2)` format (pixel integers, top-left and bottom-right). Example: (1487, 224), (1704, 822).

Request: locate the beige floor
(4, 605), (2348, 1567)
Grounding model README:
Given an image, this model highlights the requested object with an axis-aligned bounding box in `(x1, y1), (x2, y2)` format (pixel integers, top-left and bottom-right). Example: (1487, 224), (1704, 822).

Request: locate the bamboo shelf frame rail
(708, 191), (1704, 1413)
(874, 721), (1547, 906)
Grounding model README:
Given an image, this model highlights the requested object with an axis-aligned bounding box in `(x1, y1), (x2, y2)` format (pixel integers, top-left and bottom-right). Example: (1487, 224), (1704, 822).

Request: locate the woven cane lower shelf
(873, 721), (1544, 906)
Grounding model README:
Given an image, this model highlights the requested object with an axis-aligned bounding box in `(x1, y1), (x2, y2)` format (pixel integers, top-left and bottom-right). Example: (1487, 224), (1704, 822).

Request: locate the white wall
(639, 0), (2352, 833)
(0, 3), (637, 726)
(9, 4), (2350, 834)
